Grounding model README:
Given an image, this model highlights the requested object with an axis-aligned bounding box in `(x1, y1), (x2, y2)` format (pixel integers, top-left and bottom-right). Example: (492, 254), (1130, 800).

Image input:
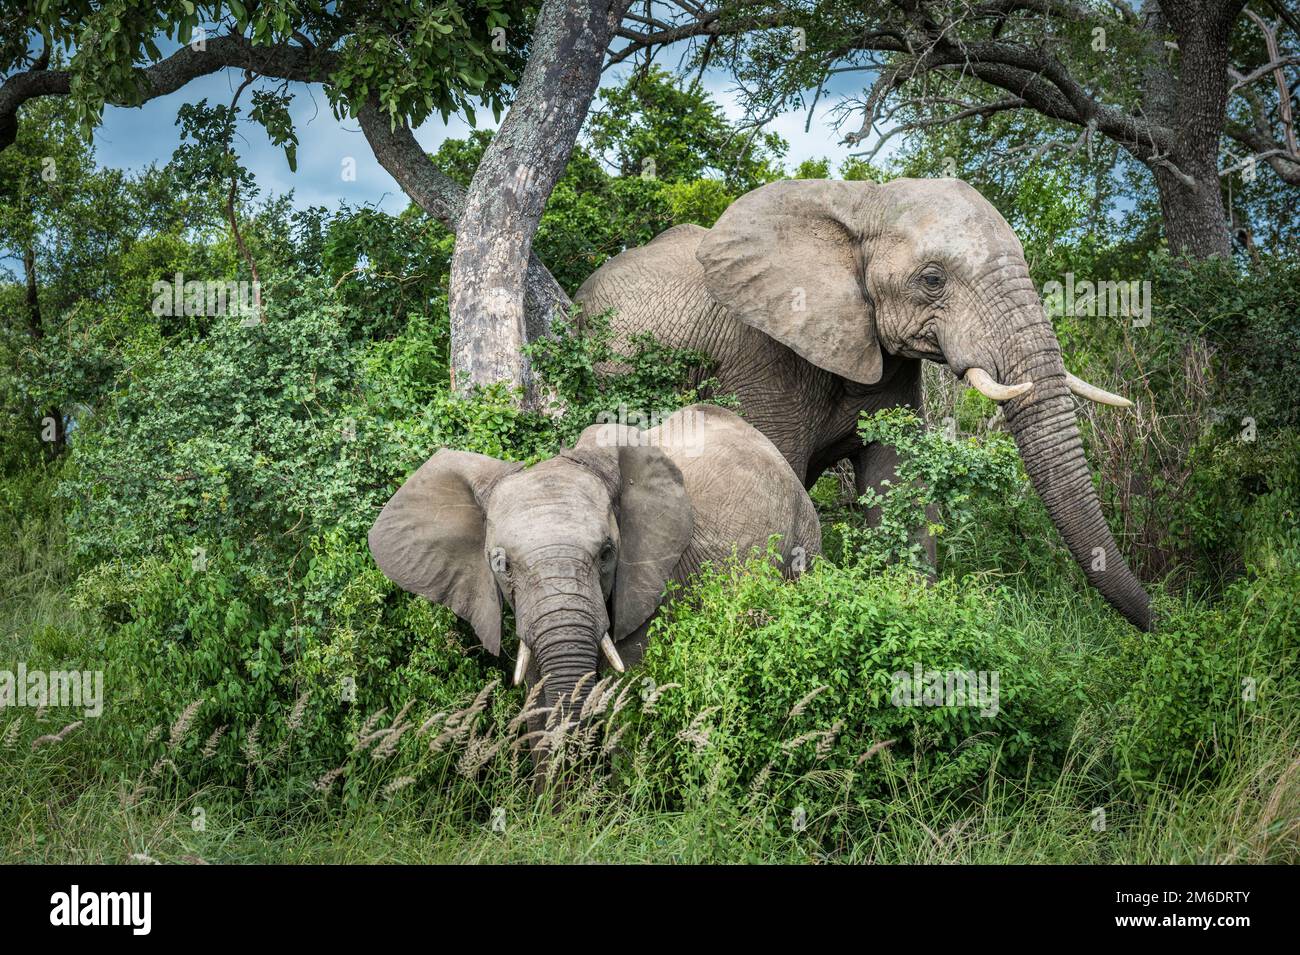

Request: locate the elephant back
(575, 224), (731, 367)
(647, 404), (822, 579)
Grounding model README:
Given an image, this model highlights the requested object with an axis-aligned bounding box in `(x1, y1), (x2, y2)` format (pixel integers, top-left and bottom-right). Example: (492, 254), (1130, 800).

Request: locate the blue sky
(88, 57), (871, 215)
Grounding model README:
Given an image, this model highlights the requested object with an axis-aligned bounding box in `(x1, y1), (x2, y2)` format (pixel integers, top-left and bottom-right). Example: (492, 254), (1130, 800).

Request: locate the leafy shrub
(639, 554), (1084, 823)
(61, 281), (727, 794)
(89, 532), (511, 796)
(847, 407), (1025, 573)
(100, 541), (301, 777)
(315, 205), (453, 339)
(293, 527), (504, 739)
(1115, 562), (1300, 783)
(62, 276), (375, 569)
(1152, 252), (1300, 430)
(1180, 428), (1300, 584)
(526, 307), (734, 448)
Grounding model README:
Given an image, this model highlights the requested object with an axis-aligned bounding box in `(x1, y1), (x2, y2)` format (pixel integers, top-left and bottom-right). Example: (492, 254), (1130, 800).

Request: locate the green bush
(1153, 252), (1300, 431)
(1180, 428), (1300, 584)
(639, 554), (1084, 822)
(526, 308), (733, 448)
(846, 407), (1031, 575)
(98, 542), (300, 776)
(81, 531), (513, 797)
(62, 276), (374, 568)
(1115, 562), (1300, 784)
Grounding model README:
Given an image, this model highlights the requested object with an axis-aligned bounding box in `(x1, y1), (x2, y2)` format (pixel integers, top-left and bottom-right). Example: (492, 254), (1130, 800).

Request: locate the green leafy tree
(587, 66), (786, 191)
(0, 1), (635, 401)
(0, 95), (93, 461)
(616, 0), (1300, 260)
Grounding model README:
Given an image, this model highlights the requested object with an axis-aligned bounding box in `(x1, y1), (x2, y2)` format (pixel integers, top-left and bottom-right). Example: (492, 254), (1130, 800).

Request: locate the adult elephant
(575, 178), (1151, 631)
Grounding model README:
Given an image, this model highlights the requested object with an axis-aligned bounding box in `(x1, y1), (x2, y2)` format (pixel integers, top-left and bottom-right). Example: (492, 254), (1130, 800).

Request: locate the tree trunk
(1144, 0), (1244, 259)
(356, 100), (571, 347)
(447, 0), (629, 403)
(1152, 168), (1231, 259)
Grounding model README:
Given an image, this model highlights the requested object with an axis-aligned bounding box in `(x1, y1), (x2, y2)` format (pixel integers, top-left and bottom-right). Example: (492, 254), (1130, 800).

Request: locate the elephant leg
(852, 442), (938, 573)
(852, 441), (899, 521)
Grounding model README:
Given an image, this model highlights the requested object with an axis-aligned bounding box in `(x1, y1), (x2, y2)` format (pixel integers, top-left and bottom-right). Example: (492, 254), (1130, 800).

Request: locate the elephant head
(697, 178), (1151, 630)
(368, 443), (693, 719)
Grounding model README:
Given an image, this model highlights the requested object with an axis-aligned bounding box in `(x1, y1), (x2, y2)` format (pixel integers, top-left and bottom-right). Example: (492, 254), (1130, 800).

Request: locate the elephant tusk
(600, 633), (626, 674)
(964, 367), (1033, 401)
(513, 641), (532, 686)
(1065, 371), (1133, 408)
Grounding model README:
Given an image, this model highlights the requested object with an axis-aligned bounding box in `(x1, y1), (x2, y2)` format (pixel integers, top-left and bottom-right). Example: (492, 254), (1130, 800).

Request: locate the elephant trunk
(534, 628), (602, 718)
(517, 555), (606, 722)
(997, 302), (1152, 631)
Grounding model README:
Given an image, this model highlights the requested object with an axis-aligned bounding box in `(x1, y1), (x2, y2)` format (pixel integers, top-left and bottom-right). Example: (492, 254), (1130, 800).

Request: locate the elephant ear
(570, 428), (694, 641)
(696, 179), (883, 385)
(368, 450), (521, 655)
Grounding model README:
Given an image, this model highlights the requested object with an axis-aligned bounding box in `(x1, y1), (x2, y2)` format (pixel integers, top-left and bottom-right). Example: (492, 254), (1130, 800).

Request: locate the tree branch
(1242, 9), (1297, 156)
(0, 34), (337, 150)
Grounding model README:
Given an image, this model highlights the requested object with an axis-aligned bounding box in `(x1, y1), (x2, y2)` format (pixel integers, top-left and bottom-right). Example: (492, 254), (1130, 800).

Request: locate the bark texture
(356, 101), (570, 345)
(1147, 0), (1243, 259)
(448, 0), (631, 401)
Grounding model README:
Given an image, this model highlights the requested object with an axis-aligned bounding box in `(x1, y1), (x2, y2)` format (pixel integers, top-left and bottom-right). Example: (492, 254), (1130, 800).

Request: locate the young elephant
(368, 404), (820, 715)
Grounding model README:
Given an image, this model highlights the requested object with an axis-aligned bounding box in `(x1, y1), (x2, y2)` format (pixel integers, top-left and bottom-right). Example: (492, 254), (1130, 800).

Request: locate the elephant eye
(920, 269), (945, 291)
(599, 540), (616, 565)
(489, 547), (509, 574)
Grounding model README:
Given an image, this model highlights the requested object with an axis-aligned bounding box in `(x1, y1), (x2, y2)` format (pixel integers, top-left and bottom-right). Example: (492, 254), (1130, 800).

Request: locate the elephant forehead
(488, 464), (612, 543)
(882, 179), (1023, 268)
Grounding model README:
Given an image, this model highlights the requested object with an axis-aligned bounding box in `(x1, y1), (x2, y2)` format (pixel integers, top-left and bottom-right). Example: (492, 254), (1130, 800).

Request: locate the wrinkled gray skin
(577, 178), (1151, 631)
(368, 405), (821, 729)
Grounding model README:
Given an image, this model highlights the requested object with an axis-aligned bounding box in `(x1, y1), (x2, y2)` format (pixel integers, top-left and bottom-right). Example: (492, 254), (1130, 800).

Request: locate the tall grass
(5, 691), (1294, 863)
